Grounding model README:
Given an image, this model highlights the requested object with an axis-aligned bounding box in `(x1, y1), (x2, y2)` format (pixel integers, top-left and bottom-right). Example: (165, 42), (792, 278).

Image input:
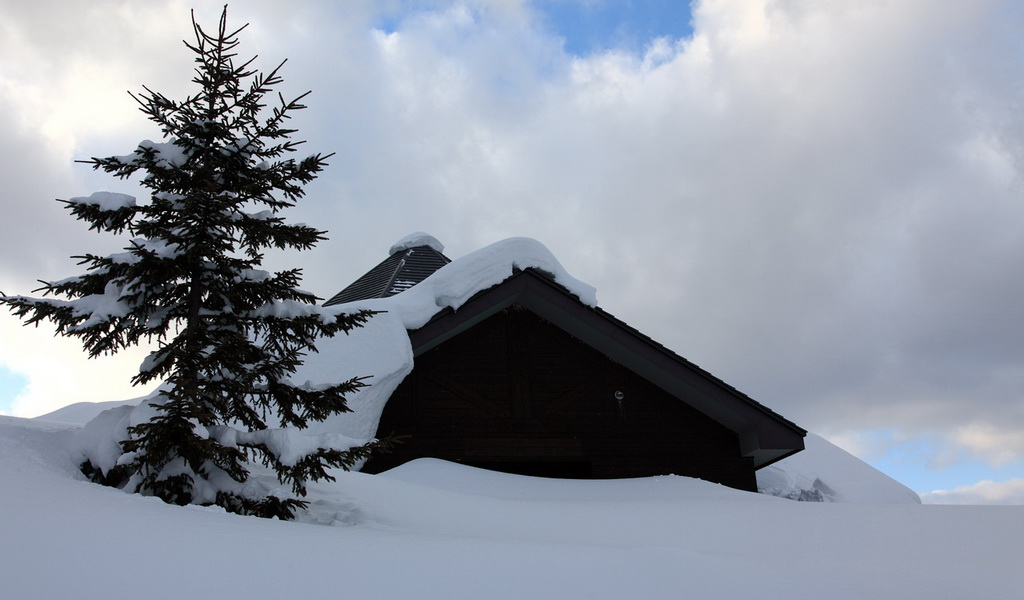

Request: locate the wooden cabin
(324, 238), (805, 492)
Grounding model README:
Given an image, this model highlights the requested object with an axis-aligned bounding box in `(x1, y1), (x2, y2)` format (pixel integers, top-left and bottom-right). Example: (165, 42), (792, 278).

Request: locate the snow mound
(35, 397), (143, 426)
(757, 433), (921, 504)
(375, 457), (744, 502)
(388, 231), (444, 255)
(284, 309), (414, 443)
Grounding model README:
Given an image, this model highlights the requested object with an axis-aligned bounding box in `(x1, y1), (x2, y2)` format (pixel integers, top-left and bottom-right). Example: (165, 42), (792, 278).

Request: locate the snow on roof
(339, 237), (598, 330)
(388, 232), (445, 256)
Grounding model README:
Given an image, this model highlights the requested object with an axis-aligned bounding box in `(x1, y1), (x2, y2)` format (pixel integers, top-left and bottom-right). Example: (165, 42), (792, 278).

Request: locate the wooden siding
(364, 305), (758, 491)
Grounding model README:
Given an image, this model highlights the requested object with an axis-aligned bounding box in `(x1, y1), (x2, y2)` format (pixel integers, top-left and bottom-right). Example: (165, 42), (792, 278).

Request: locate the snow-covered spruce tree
(0, 8), (385, 519)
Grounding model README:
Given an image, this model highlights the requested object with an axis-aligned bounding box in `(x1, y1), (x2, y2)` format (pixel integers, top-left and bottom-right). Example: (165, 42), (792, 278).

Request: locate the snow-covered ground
(2, 413), (1021, 599)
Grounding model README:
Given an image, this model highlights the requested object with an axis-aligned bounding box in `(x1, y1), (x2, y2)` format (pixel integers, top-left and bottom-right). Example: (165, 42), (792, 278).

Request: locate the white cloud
(953, 425), (1024, 467)
(0, 316), (156, 418)
(922, 478), (1024, 505)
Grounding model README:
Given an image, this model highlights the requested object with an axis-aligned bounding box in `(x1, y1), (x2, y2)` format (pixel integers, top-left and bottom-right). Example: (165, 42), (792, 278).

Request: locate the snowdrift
(1, 415), (1021, 600)
(757, 433), (920, 504)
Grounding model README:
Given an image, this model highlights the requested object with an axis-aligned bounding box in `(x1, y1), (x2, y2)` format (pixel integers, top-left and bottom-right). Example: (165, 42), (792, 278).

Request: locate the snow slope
(757, 433), (921, 504)
(36, 397), (142, 425)
(1, 415), (1021, 600)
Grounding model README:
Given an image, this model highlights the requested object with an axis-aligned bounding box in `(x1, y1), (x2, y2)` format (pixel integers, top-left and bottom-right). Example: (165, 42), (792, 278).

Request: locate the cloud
(922, 478), (1024, 505)
(953, 425), (1024, 467)
(0, 317), (156, 418)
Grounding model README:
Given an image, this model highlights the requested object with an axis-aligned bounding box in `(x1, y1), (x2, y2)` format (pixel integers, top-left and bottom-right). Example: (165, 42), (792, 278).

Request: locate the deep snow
(1, 414), (1021, 600)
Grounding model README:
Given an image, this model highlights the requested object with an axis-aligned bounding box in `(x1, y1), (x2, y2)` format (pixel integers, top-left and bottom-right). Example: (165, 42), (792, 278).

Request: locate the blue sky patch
(865, 433), (1024, 494)
(373, 1), (696, 56)
(0, 365), (28, 414)
(533, 0), (695, 55)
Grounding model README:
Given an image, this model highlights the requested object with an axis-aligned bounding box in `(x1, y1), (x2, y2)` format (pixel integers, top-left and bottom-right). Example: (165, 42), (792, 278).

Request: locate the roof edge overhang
(407, 269), (806, 469)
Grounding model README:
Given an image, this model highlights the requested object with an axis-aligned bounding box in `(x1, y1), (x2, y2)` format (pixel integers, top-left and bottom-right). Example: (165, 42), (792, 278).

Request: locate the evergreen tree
(1, 7), (384, 519)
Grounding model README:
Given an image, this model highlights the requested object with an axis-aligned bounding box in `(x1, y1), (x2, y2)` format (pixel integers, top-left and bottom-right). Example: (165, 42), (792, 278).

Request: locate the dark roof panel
(323, 245), (451, 306)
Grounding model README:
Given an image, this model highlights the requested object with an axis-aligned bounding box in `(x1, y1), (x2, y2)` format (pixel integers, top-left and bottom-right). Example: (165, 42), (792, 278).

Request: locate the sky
(1, 0), (1022, 504)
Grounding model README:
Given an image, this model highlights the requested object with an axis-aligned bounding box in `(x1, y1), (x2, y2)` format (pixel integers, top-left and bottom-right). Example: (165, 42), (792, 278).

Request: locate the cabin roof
(408, 268), (806, 469)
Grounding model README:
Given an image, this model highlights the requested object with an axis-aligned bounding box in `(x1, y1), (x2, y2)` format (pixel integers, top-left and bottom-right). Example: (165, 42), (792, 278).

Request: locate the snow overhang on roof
(389, 232), (445, 255)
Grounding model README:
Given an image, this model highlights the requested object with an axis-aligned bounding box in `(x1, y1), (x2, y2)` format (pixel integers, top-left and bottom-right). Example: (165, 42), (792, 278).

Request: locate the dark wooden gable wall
(363, 304), (758, 491)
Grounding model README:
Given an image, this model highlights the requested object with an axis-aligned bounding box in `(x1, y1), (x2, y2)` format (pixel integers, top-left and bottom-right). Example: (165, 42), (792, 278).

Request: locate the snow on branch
(67, 191), (138, 211)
